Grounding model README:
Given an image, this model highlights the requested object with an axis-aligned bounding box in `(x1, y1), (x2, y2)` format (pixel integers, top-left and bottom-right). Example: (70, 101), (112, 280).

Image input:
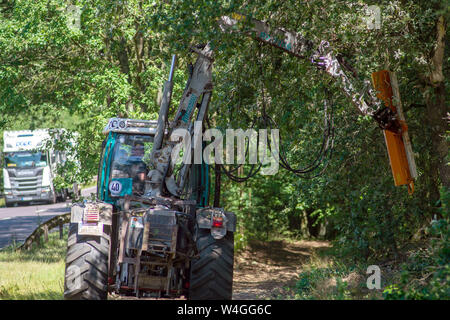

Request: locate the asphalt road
(0, 186), (97, 250)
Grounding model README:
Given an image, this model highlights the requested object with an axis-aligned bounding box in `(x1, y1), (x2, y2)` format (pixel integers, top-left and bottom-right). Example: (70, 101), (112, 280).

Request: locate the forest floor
(232, 238), (391, 300)
(233, 239), (331, 299)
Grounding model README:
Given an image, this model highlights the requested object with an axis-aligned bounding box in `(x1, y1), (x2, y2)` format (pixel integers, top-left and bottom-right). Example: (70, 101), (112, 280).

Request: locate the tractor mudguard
(70, 201), (113, 236)
(70, 201), (113, 224)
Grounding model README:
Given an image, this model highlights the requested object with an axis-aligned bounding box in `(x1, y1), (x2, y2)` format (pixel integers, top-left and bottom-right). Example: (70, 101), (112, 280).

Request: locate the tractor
(64, 50), (236, 300)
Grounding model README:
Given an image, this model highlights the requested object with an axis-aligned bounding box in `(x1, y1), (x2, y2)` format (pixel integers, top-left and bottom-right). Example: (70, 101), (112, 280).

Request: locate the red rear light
(212, 217), (223, 228)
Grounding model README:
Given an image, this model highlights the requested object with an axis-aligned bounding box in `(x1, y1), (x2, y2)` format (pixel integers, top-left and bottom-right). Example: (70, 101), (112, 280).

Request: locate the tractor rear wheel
(189, 229), (234, 300)
(63, 223), (111, 300)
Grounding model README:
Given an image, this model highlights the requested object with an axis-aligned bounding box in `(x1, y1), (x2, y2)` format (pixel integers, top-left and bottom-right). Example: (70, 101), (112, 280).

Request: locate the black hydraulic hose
(263, 93), (335, 177)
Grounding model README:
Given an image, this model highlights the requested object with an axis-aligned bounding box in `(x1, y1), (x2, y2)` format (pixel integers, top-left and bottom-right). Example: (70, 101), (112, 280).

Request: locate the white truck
(2, 129), (79, 207)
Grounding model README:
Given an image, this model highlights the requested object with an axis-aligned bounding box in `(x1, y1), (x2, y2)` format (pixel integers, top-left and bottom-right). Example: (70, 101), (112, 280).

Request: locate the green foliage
(294, 261), (356, 300)
(233, 230), (247, 253)
(383, 187), (450, 300)
(0, 0), (191, 186)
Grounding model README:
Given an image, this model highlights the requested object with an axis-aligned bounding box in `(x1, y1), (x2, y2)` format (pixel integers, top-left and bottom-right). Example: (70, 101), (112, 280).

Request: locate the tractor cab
(97, 118), (158, 208)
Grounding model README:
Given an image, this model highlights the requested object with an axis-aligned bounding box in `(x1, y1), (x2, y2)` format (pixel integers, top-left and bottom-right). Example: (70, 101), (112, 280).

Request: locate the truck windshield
(4, 151), (48, 168)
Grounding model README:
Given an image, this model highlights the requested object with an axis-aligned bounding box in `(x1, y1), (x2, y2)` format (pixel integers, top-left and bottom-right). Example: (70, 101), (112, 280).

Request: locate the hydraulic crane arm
(218, 13), (416, 192)
(147, 44), (214, 198)
(218, 13), (401, 133)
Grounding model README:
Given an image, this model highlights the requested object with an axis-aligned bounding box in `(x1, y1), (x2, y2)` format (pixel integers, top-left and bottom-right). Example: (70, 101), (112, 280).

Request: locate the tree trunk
(425, 83), (448, 188)
(305, 208), (320, 238)
(117, 37), (131, 84)
(425, 16), (448, 198)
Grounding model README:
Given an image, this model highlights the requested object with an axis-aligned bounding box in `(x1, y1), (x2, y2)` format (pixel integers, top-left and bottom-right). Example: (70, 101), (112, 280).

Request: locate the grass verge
(80, 178), (97, 190)
(0, 230), (67, 300)
(286, 249), (382, 299)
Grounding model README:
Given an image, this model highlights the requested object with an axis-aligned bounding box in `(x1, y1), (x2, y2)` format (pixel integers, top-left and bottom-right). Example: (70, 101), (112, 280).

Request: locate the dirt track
(232, 239), (331, 299)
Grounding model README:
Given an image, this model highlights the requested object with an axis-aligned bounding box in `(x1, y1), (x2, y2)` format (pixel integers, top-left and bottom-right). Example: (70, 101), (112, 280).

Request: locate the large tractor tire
(63, 223), (111, 300)
(189, 230), (234, 300)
